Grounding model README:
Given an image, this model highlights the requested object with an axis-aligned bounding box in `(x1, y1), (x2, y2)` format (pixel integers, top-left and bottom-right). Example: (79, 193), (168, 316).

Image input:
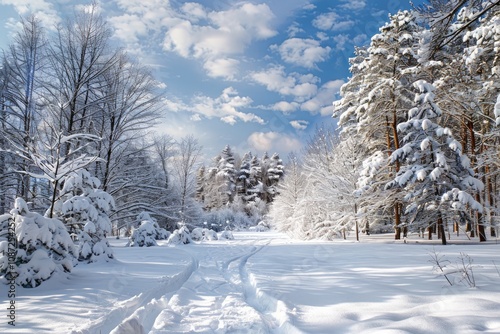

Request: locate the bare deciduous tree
(173, 135), (203, 225)
(1, 15), (46, 204)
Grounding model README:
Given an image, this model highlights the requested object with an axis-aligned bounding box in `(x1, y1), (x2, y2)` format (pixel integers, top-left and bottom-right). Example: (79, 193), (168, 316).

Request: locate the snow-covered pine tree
(258, 152), (271, 203)
(266, 153), (285, 202)
(127, 212), (170, 247)
(195, 165), (206, 204)
(202, 160), (222, 211)
(462, 5), (500, 238)
(4, 130), (102, 220)
(414, 0), (500, 242)
(387, 80), (484, 244)
(334, 10), (421, 239)
(55, 169), (115, 262)
(236, 152), (252, 201)
(216, 145), (237, 205)
(167, 226), (192, 245)
(0, 198), (77, 287)
(246, 155), (262, 203)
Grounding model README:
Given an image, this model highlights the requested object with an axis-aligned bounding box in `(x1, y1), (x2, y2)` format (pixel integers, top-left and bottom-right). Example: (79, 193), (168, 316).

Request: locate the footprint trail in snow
(75, 237), (301, 334)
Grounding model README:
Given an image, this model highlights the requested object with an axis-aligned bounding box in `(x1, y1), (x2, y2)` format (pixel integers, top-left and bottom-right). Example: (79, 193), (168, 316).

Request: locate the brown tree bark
(438, 214), (447, 245)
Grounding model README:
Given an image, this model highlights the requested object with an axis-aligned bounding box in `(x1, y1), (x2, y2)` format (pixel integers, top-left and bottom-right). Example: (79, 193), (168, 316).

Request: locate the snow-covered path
(146, 241), (275, 333)
(71, 234), (300, 334)
(3, 231), (500, 334)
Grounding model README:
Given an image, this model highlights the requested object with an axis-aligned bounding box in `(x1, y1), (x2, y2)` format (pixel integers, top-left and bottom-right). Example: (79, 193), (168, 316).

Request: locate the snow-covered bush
(203, 208), (257, 231)
(203, 228), (218, 241)
(167, 226), (192, 245)
(191, 228), (204, 241)
(219, 230), (234, 240)
(128, 221), (158, 247)
(190, 227), (219, 241)
(249, 221), (270, 232)
(0, 198), (77, 288)
(136, 212), (170, 240)
(56, 169), (114, 262)
(128, 213), (170, 247)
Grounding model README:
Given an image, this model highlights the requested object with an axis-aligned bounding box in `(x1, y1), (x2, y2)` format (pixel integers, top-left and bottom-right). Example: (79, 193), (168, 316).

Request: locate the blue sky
(0, 0), (421, 161)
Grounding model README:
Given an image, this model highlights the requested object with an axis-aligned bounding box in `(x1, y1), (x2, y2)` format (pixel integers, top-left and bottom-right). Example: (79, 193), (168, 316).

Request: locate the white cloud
(161, 88), (263, 125)
(109, 0), (177, 52)
(109, 14), (149, 44)
(180, 2), (206, 21)
(300, 80), (344, 115)
(75, 3), (102, 14)
(163, 20), (195, 57)
(1, 0), (61, 29)
(109, 1), (276, 80)
(272, 101), (300, 114)
(203, 58), (240, 80)
(164, 3), (276, 58)
(353, 33), (368, 45)
(340, 0), (366, 10)
(191, 87), (264, 125)
(290, 120), (309, 130)
(161, 2), (276, 79)
(250, 65), (319, 101)
(333, 34), (350, 50)
(274, 38), (331, 69)
(154, 114), (202, 142)
(209, 3), (276, 40)
(247, 131), (302, 154)
(287, 22), (304, 37)
(312, 12), (354, 31)
(316, 32), (329, 41)
(190, 114), (202, 121)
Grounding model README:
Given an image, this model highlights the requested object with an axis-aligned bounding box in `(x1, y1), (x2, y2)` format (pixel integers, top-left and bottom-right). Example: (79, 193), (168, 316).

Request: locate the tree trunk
(438, 214), (446, 245)
(0, 150), (5, 214)
(486, 165), (496, 237)
(354, 202), (359, 242)
(476, 196), (487, 242)
(394, 203), (401, 240)
(467, 119), (484, 240)
(492, 174), (498, 237)
(388, 111), (402, 241)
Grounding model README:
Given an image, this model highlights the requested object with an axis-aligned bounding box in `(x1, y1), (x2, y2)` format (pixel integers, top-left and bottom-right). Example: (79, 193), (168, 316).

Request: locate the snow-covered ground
(2, 231), (500, 333)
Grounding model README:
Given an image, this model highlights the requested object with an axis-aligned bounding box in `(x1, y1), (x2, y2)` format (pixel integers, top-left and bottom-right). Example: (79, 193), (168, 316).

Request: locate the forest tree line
(270, 0), (500, 245)
(0, 5), (285, 238)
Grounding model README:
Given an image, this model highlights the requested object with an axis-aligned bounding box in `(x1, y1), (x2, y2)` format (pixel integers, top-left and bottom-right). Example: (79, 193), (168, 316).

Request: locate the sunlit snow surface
(2, 231), (500, 333)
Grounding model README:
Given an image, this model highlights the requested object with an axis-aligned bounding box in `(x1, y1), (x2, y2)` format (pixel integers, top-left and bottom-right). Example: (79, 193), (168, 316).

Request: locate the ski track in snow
(72, 237), (300, 334)
(71, 254), (199, 334)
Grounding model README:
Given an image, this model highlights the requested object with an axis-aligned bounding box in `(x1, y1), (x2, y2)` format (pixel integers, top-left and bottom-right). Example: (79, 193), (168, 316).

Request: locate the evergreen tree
(55, 169), (114, 262)
(387, 80), (483, 244)
(462, 5), (500, 238)
(247, 154), (262, 203)
(127, 212), (170, 247)
(266, 153), (285, 202)
(335, 10), (421, 239)
(216, 145), (237, 205)
(1, 198), (76, 287)
(237, 152), (253, 199)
